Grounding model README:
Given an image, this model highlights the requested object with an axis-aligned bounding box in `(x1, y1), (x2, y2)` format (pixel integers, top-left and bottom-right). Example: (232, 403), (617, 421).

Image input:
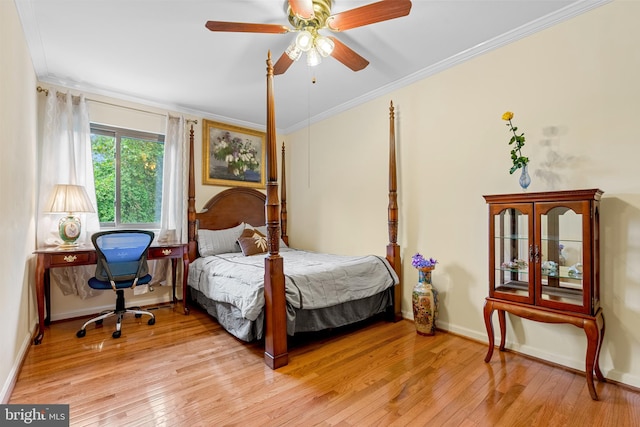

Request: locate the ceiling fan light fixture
(295, 30), (314, 52)
(306, 47), (322, 67)
(315, 35), (334, 57)
(285, 41), (302, 61)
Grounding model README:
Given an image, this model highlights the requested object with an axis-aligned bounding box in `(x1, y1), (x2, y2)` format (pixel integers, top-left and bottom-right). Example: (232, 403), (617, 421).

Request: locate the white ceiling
(16, 0), (607, 133)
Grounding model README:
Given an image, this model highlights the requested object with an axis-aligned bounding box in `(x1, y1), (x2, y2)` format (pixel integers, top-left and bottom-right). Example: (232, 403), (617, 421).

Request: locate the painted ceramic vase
(412, 267), (439, 336)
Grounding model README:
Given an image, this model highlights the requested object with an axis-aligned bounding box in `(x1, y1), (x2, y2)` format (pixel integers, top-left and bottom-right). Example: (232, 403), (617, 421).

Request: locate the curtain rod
(36, 86), (198, 124)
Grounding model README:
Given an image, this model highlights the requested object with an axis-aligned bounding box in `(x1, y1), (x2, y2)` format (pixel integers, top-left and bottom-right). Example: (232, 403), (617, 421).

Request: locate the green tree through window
(91, 125), (164, 227)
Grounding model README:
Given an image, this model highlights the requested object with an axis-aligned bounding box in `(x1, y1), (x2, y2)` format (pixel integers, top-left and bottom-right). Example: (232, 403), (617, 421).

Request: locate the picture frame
(202, 119), (266, 188)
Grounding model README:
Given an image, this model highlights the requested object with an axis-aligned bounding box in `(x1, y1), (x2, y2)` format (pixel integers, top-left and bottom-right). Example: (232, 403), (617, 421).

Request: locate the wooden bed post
(387, 101), (402, 321)
(187, 124), (197, 262)
(280, 142), (288, 246)
(263, 52), (288, 369)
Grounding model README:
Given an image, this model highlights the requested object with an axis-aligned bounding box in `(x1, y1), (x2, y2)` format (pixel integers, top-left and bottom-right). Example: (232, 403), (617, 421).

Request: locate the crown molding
(282, 0), (612, 134)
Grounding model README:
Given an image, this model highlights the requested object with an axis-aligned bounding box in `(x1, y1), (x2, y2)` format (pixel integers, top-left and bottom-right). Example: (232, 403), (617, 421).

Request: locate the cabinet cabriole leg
(594, 310), (606, 382)
(497, 309), (507, 352)
(483, 299), (495, 363)
(584, 317), (600, 400)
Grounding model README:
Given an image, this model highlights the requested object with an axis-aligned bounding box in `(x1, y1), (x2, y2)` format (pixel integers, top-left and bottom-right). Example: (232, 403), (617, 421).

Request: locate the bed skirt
(192, 288), (264, 342)
(191, 287), (393, 342)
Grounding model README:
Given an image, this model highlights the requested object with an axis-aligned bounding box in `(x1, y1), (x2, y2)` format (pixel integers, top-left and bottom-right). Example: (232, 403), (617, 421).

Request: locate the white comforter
(188, 248), (399, 321)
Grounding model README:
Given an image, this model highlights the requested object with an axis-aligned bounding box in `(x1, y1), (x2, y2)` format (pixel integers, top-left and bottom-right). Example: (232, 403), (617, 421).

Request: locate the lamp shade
(285, 41), (302, 61)
(296, 30), (314, 52)
(306, 47), (322, 67)
(45, 184), (95, 214)
(315, 35), (334, 57)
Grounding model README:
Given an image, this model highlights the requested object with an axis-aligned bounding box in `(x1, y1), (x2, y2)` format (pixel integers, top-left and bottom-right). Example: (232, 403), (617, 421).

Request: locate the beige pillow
(237, 228), (268, 256)
(197, 223), (245, 256)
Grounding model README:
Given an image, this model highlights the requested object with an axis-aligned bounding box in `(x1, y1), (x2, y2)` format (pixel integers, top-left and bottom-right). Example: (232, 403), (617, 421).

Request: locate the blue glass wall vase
(519, 164), (531, 191)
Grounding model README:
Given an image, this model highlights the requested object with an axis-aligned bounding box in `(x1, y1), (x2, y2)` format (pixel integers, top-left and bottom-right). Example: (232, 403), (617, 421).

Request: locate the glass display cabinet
(482, 189), (605, 400)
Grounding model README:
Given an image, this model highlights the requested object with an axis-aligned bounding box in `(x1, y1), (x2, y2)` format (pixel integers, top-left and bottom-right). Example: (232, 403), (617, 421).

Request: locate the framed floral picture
(202, 119), (266, 188)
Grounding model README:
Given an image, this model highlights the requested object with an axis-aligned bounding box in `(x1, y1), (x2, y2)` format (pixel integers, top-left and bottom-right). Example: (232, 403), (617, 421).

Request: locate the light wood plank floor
(10, 305), (640, 426)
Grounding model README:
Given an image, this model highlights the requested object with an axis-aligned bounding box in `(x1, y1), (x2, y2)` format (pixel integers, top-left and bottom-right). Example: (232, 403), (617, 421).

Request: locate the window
(90, 124), (165, 228)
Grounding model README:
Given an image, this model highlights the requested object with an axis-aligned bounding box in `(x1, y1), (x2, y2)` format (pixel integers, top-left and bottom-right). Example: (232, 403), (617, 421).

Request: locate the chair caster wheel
(112, 330), (122, 338)
(135, 313), (142, 318)
(76, 329), (86, 338)
(148, 318), (155, 326)
(96, 319), (103, 325)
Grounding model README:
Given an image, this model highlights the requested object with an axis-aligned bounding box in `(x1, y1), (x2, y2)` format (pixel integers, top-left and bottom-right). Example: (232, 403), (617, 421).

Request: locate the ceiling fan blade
(327, 1), (412, 31)
(289, 0), (315, 20)
(329, 37), (369, 72)
(273, 52), (294, 75)
(205, 21), (289, 34)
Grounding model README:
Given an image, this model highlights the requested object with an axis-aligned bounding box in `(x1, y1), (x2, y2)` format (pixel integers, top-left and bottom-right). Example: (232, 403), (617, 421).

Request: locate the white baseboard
(418, 319), (640, 390)
(49, 294), (177, 322)
(1, 324), (35, 404)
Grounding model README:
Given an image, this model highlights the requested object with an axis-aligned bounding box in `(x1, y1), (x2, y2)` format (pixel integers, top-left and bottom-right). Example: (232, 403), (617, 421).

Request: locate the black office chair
(76, 230), (156, 339)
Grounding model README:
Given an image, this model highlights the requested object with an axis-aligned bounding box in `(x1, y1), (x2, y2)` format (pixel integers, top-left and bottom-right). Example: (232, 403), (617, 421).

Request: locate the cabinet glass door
(490, 203), (534, 304)
(537, 201), (590, 312)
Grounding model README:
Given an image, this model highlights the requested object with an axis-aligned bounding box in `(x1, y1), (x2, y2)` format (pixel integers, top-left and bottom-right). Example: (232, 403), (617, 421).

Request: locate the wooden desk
(33, 243), (190, 344)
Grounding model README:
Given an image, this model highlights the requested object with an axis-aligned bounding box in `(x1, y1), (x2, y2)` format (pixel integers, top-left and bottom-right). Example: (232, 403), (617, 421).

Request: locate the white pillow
(197, 223), (245, 256)
(248, 224), (288, 248)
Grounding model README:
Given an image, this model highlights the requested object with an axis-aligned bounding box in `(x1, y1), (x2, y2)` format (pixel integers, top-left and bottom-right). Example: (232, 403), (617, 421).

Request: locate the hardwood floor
(10, 305), (640, 426)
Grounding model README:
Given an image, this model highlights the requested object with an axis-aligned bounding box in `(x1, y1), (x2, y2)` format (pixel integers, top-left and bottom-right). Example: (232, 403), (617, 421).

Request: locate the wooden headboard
(196, 188), (266, 231)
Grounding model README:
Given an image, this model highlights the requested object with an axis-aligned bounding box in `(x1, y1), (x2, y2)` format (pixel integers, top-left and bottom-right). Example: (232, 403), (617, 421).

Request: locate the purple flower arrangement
(412, 253), (438, 269)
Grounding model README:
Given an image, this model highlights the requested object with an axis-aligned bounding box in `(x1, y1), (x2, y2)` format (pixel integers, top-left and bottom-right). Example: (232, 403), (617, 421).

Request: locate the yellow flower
(501, 111), (528, 174)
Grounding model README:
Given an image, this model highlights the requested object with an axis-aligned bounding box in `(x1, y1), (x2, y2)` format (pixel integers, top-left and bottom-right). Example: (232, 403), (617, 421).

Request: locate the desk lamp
(45, 184), (95, 248)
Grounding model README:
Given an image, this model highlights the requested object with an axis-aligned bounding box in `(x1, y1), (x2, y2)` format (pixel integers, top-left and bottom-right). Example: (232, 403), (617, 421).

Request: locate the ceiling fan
(205, 0), (412, 75)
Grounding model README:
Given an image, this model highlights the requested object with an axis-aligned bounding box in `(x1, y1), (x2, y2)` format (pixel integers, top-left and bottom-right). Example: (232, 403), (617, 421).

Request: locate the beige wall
(0, 0), (38, 402)
(286, 0), (640, 388)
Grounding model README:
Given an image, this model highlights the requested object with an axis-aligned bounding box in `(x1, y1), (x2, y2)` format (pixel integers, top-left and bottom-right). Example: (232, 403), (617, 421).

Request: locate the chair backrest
(92, 230), (155, 282)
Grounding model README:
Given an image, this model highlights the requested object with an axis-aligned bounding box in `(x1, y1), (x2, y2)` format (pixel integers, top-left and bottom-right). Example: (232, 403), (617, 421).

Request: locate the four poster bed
(185, 52), (401, 369)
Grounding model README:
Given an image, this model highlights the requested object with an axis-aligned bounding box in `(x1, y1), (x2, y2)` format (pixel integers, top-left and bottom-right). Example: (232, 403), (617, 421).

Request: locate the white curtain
(159, 115), (187, 244)
(146, 115), (187, 290)
(37, 90), (100, 298)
